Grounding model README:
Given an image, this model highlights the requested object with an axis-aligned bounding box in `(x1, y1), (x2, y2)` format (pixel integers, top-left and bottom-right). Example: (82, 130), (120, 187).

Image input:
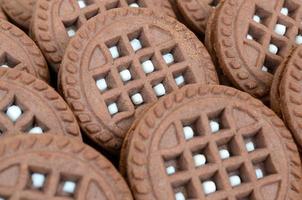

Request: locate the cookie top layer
(212, 0), (302, 98)
(2, 0), (35, 30)
(31, 0), (176, 72)
(121, 84), (302, 200)
(0, 19), (49, 81)
(0, 68), (80, 138)
(59, 8), (218, 153)
(0, 6), (7, 20)
(0, 134), (132, 199)
(177, 0), (221, 34)
(277, 45), (302, 148)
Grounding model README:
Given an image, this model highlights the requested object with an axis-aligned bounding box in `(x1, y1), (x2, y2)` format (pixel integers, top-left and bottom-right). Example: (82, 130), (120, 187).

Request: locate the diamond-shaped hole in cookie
(128, 29), (149, 52)
(128, 86), (146, 106)
(161, 45), (184, 66)
(173, 180), (197, 200)
(0, 53), (20, 69)
(252, 155), (277, 180)
(172, 67), (196, 88)
(23, 117), (48, 135)
(140, 53), (162, 75)
(56, 174), (80, 197)
(207, 109), (229, 134)
(252, 5), (272, 27)
(246, 24), (266, 44)
(182, 117), (204, 140)
(63, 18), (81, 38)
(282, 0), (300, 19)
(200, 172), (222, 195)
(27, 167), (49, 192)
(127, 0), (145, 7)
(94, 71), (117, 93)
(4, 98), (24, 123)
(191, 144), (214, 168)
(151, 77), (172, 97)
(117, 62), (140, 84)
(216, 136), (239, 160)
(243, 129), (266, 153)
(261, 56), (280, 74)
(227, 164), (250, 188)
(267, 36), (287, 57)
(105, 0), (121, 9)
(209, 0), (220, 7)
(274, 17), (294, 38)
(163, 153), (187, 176)
(106, 37), (129, 60)
(77, 0), (93, 8)
(105, 95), (129, 116)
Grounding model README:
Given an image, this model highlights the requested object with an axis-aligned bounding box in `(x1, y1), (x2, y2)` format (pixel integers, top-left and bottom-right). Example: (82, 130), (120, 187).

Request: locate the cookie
(0, 19), (49, 82)
(1, 0), (35, 30)
(0, 68), (80, 138)
(59, 8), (218, 153)
(0, 6), (7, 20)
(121, 84), (302, 200)
(31, 0), (176, 72)
(177, 0), (221, 35)
(208, 0), (302, 98)
(0, 134), (133, 199)
(273, 45), (302, 148)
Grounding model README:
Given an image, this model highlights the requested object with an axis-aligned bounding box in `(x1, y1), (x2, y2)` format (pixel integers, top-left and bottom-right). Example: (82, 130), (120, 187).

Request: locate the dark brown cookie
(274, 45), (302, 148)
(177, 0), (221, 35)
(59, 8), (218, 153)
(0, 19), (49, 82)
(121, 84), (302, 200)
(208, 0), (302, 98)
(31, 0), (176, 72)
(0, 134), (133, 199)
(0, 68), (81, 138)
(1, 0), (35, 30)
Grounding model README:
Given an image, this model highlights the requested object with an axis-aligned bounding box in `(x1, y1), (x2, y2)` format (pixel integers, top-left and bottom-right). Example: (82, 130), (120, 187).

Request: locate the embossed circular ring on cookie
(0, 19), (49, 82)
(2, 0), (36, 30)
(59, 8), (218, 153)
(271, 45), (302, 148)
(0, 134), (133, 199)
(0, 68), (81, 138)
(31, 0), (176, 72)
(121, 84), (302, 200)
(208, 0), (302, 98)
(177, 0), (221, 35)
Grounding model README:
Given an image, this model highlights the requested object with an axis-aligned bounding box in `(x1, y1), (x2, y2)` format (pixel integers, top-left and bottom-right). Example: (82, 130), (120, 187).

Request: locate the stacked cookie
(0, 0), (300, 199)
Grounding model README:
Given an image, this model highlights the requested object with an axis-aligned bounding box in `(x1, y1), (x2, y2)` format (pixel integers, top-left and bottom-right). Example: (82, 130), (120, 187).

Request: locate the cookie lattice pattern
(246, 0), (302, 74)
(161, 107), (280, 199)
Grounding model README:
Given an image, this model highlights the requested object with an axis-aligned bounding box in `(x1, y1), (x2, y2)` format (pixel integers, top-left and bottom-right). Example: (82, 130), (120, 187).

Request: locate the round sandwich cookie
(0, 19), (49, 82)
(31, 0), (176, 72)
(208, 0), (302, 98)
(59, 8), (218, 153)
(0, 68), (81, 138)
(1, 0), (36, 30)
(271, 45), (302, 148)
(120, 84), (302, 200)
(177, 0), (221, 35)
(0, 134), (133, 199)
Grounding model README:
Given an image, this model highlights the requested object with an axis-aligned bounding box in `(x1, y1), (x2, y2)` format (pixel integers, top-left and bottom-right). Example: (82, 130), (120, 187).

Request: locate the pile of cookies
(0, 0), (300, 199)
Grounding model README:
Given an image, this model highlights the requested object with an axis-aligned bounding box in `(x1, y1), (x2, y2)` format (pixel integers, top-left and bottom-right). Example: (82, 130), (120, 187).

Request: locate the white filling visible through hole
(210, 120), (220, 133)
(253, 15), (261, 23)
(129, 3), (140, 7)
(162, 53), (174, 64)
(29, 127), (43, 134)
(109, 46), (120, 59)
(262, 66), (268, 72)
(166, 166), (176, 175)
(153, 83), (166, 97)
(96, 78), (108, 92)
(63, 181), (76, 194)
(141, 60), (155, 74)
(202, 180), (216, 195)
(255, 168), (264, 179)
(296, 35), (302, 44)
(6, 105), (22, 122)
(175, 192), (185, 200)
(77, 0), (87, 8)
(247, 34), (253, 40)
(31, 173), (46, 189)
(119, 69), (131, 82)
(66, 26), (76, 37)
(130, 39), (142, 51)
(183, 126), (194, 140)
(131, 93), (143, 105)
(107, 103), (118, 115)
(219, 149), (230, 160)
(280, 7), (289, 16)
(274, 24), (286, 36)
(245, 140), (255, 152)
(193, 154), (206, 167)
(229, 175), (241, 187)
(175, 75), (185, 86)
(269, 44), (278, 54)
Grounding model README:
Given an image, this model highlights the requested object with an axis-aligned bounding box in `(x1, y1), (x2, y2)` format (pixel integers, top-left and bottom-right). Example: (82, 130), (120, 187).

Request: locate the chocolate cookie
(208, 0), (302, 98)
(272, 45), (302, 148)
(0, 19), (49, 82)
(31, 0), (176, 72)
(1, 0), (35, 30)
(59, 8), (218, 153)
(0, 68), (80, 138)
(121, 84), (302, 200)
(0, 134), (132, 199)
(177, 0), (221, 35)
